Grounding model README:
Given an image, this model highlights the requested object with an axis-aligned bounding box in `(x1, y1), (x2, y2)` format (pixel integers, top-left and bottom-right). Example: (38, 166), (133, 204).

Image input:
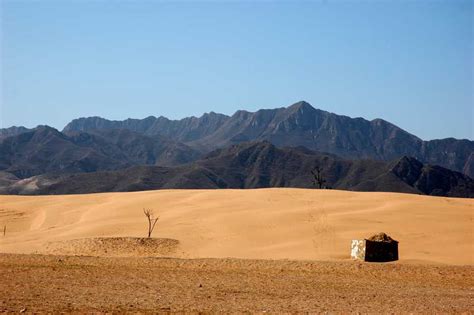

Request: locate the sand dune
(0, 188), (472, 265)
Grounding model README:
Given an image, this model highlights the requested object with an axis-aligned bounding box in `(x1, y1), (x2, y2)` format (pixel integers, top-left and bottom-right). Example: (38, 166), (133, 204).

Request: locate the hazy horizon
(1, 0), (472, 140)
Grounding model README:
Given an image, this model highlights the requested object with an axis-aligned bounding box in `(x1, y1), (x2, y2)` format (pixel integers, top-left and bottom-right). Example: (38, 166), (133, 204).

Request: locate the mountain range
(0, 101), (472, 197)
(1, 141), (472, 197)
(61, 101), (473, 177)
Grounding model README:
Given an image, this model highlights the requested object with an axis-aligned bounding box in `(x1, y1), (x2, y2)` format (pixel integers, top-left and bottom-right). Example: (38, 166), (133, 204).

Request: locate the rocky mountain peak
(287, 101), (315, 113)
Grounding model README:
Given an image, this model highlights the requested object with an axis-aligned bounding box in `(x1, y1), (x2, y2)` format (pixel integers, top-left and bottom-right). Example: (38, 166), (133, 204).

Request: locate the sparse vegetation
(143, 208), (159, 238)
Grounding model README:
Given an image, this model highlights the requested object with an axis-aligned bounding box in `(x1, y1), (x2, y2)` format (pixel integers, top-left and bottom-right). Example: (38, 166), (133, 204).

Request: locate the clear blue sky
(1, 0), (472, 140)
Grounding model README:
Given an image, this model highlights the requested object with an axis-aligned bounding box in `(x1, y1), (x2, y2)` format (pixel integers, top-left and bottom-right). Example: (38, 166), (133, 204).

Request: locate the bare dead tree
(143, 208), (159, 238)
(311, 166), (327, 189)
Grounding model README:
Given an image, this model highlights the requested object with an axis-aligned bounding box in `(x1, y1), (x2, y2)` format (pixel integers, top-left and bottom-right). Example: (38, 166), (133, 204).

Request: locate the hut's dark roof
(366, 232), (398, 243)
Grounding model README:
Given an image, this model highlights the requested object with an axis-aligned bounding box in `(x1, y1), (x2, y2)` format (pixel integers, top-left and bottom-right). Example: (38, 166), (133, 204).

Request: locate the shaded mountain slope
(3, 141), (472, 197)
(65, 128), (201, 166)
(0, 126), (123, 178)
(0, 126), (201, 178)
(63, 101), (473, 177)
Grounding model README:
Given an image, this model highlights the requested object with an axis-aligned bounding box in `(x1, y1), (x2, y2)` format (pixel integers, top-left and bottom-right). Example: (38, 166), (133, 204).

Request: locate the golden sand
(0, 188), (472, 265)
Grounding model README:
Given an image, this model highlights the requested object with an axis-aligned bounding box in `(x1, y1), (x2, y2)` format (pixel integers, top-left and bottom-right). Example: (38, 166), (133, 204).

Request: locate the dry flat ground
(1, 254), (473, 313)
(0, 188), (473, 312)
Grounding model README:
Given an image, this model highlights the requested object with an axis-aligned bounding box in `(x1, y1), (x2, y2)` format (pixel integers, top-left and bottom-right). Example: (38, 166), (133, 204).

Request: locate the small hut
(351, 232), (398, 262)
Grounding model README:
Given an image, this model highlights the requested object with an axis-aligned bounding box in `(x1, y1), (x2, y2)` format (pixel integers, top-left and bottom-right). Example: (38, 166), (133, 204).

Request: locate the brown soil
(0, 253), (472, 313)
(45, 237), (182, 257)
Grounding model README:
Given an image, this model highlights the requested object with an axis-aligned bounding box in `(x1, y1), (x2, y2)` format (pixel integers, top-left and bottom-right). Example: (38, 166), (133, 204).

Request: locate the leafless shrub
(311, 166), (327, 189)
(143, 208), (159, 238)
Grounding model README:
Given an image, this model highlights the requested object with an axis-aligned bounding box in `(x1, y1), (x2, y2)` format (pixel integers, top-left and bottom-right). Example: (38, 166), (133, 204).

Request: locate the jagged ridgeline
(61, 101), (474, 178)
(0, 101), (472, 196)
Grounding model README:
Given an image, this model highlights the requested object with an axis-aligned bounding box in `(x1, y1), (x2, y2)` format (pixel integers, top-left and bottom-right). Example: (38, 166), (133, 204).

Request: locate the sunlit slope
(0, 189), (472, 265)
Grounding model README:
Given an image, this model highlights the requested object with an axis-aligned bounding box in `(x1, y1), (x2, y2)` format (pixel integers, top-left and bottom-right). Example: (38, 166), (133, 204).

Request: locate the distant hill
(0, 126), (32, 141)
(2, 141), (472, 197)
(63, 111), (230, 143)
(0, 126), (201, 178)
(62, 101), (474, 177)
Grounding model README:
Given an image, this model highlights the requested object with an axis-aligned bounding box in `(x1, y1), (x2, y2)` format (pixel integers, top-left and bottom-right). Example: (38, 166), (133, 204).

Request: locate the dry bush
(143, 208), (159, 238)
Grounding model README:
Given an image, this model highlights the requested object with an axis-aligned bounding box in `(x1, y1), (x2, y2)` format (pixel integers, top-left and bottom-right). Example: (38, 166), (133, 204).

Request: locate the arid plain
(1, 188), (473, 312)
